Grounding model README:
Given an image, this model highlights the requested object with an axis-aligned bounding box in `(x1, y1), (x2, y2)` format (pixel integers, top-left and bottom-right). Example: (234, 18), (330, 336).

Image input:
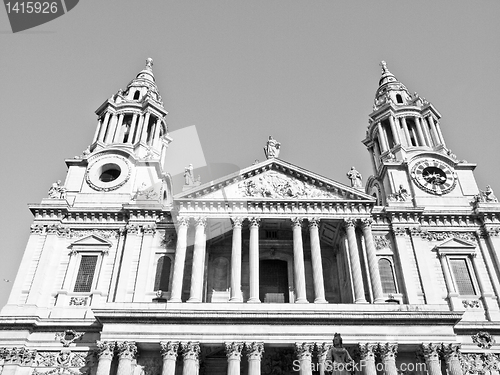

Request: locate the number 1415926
(5, 2), (58, 13)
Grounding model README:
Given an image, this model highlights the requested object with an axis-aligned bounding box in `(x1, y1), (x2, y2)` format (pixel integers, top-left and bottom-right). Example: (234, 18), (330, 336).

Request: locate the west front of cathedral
(1, 59), (500, 375)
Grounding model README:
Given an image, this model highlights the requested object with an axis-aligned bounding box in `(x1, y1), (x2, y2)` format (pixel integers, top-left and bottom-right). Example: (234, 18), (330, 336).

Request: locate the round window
(99, 163), (121, 182)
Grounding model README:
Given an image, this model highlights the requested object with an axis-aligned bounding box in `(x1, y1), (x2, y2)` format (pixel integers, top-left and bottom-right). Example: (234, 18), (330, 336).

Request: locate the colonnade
(94, 341), (464, 375)
(169, 216), (385, 304)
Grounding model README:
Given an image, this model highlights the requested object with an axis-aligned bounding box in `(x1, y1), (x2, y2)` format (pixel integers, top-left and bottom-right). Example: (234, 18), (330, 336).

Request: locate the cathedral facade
(1, 59), (500, 375)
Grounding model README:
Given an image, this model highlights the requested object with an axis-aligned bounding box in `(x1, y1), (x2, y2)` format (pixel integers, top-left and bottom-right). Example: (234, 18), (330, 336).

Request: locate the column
(181, 342), (200, 375)
(134, 114), (145, 144)
(141, 112), (152, 142)
(427, 116), (440, 146)
(438, 253), (460, 310)
(361, 219), (384, 303)
(133, 223), (157, 302)
(344, 219), (366, 303)
(93, 118), (103, 144)
(469, 254), (500, 320)
(414, 116), (426, 146)
(442, 344), (464, 375)
(417, 117), (431, 146)
(153, 118), (162, 148)
(113, 113), (125, 142)
(419, 343), (441, 375)
(400, 117), (412, 146)
(128, 114), (138, 144)
(248, 218), (261, 303)
(225, 342), (243, 375)
(98, 112), (111, 142)
(114, 224), (142, 302)
(316, 343), (332, 375)
(295, 343), (314, 375)
(245, 342), (264, 375)
(434, 121), (447, 148)
(309, 218), (327, 303)
(379, 343), (398, 375)
(96, 341), (115, 375)
(292, 218), (308, 303)
(388, 115), (401, 145)
(160, 341), (179, 375)
(188, 217), (207, 302)
(394, 118), (407, 147)
(161, 143), (168, 170)
(230, 218), (243, 302)
(116, 342), (137, 375)
(170, 217), (190, 303)
(104, 114), (118, 143)
(358, 343), (377, 375)
(377, 123), (389, 152)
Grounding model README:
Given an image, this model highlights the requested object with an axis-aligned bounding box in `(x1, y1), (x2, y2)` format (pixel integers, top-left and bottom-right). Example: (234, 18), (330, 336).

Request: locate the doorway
(260, 259), (289, 303)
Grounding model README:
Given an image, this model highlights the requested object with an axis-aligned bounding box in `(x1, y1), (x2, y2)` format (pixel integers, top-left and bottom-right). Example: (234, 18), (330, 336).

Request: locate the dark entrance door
(260, 259), (289, 303)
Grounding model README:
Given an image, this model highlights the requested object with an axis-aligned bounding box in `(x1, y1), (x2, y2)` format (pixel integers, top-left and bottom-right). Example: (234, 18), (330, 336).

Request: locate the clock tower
(363, 61), (480, 208)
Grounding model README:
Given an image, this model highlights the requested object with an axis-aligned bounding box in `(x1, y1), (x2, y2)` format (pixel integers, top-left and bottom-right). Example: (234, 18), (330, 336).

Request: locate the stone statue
(325, 333), (354, 375)
(482, 185), (498, 203)
(184, 164), (194, 185)
(48, 180), (66, 199)
(346, 167), (362, 188)
(396, 184), (410, 201)
(264, 136), (281, 159)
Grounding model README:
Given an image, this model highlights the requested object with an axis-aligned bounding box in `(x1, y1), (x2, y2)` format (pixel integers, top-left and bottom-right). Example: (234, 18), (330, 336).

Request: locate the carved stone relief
(471, 331), (495, 349)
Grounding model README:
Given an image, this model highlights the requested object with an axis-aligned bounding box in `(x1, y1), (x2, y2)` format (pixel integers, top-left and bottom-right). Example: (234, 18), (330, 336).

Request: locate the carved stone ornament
(85, 155), (131, 192)
(143, 223), (157, 235)
(225, 342), (243, 360)
(69, 229), (118, 239)
(462, 300), (481, 309)
(460, 353), (500, 374)
(316, 343), (332, 361)
(161, 233), (176, 247)
(357, 343), (377, 361)
(48, 180), (67, 199)
(245, 342), (264, 360)
(55, 331), (83, 347)
(472, 331), (495, 349)
(238, 171), (341, 199)
(160, 342), (179, 360)
(419, 343), (440, 361)
(378, 343), (398, 360)
(374, 235), (391, 250)
(180, 342), (200, 361)
(30, 224), (45, 234)
(69, 297), (88, 307)
(474, 185), (499, 204)
(294, 342), (314, 361)
(32, 350), (95, 375)
(133, 182), (160, 201)
(116, 342), (137, 360)
(96, 341), (115, 360)
(0, 347), (37, 365)
(387, 185), (410, 202)
(47, 224), (71, 238)
(417, 230), (477, 242)
(125, 224), (141, 235)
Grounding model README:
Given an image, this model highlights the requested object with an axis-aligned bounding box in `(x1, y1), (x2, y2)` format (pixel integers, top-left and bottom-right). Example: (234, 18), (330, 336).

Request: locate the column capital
(176, 216), (190, 228)
(358, 343), (377, 360)
(181, 342), (200, 361)
(291, 217), (303, 228)
(441, 343), (461, 362)
(378, 343), (398, 360)
(160, 341), (179, 361)
(225, 342), (244, 360)
(194, 217), (207, 228)
(343, 218), (357, 229)
(308, 218), (320, 229)
(295, 342), (314, 361)
(231, 217), (244, 228)
(249, 217), (261, 228)
(245, 342), (264, 360)
(315, 342), (332, 361)
(419, 343), (440, 361)
(96, 341), (115, 360)
(361, 218), (373, 229)
(116, 341), (137, 360)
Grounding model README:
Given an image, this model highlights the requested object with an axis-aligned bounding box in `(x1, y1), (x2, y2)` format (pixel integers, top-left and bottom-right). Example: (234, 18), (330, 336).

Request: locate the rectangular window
(73, 255), (98, 293)
(449, 258), (476, 295)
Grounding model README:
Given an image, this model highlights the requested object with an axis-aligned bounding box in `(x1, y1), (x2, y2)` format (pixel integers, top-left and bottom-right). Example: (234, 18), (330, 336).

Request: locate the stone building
(1, 59), (500, 375)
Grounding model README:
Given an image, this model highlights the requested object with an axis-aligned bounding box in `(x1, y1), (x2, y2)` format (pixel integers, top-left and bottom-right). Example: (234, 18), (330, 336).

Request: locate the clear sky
(1, 1), (500, 308)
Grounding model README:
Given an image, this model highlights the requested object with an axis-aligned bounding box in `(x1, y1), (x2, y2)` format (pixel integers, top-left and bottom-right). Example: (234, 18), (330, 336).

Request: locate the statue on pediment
(48, 180), (67, 199)
(184, 164), (194, 185)
(264, 136), (281, 159)
(480, 185), (498, 203)
(346, 167), (362, 188)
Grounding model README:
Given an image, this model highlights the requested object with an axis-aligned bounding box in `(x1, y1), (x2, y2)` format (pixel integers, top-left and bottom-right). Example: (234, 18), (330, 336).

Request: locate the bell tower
(363, 61), (479, 208)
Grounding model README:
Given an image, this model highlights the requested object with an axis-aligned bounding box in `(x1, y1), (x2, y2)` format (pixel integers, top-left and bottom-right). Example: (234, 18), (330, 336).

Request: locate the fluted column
(377, 123), (389, 152)
(230, 218), (243, 302)
(96, 341), (115, 375)
(113, 113), (125, 142)
(442, 344), (464, 375)
(379, 343), (398, 375)
(309, 218), (327, 303)
(344, 219), (366, 303)
(316, 343), (332, 375)
(188, 217), (207, 302)
(427, 116), (440, 146)
(225, 342), (243, 375)
(358, 343), (377, 375)
(181, 342), (200, 375)
(153, 118), (162, 147)
(128, 114), (138, 144)
(434, 121), (446, 148)
(292, 218), (308, 303)
(419, 343), (441, 375)
(400, 117), (412, 146)
(245, 342), (264, 375)
(141, 112), (152, 142)
(98, 112), (111, 142)
(361, 219), (384, 303)
(170, 217), (190, 302)
(416, 117), (430, 146)
(414, 117), (425, 146)
(93, 118), (103, 143)
(295, 343), (314, 375)
(388, 115), (401, 145)
(134, 114), (145, 144)
(161, 342), (179, 375)
(116, 342), (137, 375)
(248, 218), (261, 303)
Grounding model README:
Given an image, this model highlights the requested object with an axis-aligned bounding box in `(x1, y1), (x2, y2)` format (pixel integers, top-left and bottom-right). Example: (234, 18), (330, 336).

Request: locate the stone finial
(145, 58), (153, 70)
(380, 61), (389, 73)
(264, 136), (281, 159)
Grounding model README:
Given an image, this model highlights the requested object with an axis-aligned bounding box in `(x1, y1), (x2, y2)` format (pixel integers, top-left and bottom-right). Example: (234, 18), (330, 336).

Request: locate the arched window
(378, 258), (397, 294)
(396, 94), (403, 104)
(154, 256), (171, 291)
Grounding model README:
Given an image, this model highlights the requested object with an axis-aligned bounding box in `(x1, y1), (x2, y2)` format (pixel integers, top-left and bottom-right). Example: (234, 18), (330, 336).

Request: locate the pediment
(69, 234), (112, 248)
(175, 158), (375, 202)
(435, 237), (476, 250)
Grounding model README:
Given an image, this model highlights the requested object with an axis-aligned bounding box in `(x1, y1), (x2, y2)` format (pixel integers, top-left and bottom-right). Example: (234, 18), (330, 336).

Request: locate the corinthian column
(358, 343), (377, 375)
(170, 217), (190, 302)
(230, 218), (243, 302)
(96, 341), (115, 375)
(442, 344), (464, 375)
(344, 219), (366, 303)
(316, 343), (332, 375)
(181, 342), (200, 375)
(379, 343), (398, 375)
(116, 342), (137, 375)
(309, 218), (327, 303)
(188, 217), (207, 302)
(225, 342), (244, 375)
(419, 343), (441, 375)
(295, 343), (314, 375)
(245, 342), (264, 375)
(361, 219), (384, 303)
(248, 218), (261, 303)
(292, 218), (308, 303)
(160, 341), (179, 375)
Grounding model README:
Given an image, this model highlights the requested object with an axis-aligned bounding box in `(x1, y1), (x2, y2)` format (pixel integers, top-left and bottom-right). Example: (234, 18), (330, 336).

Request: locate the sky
(1, 1), (500, 308)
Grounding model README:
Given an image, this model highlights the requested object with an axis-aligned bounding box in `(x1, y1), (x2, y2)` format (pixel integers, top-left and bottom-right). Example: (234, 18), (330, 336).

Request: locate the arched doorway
(260, 259), (289, 303)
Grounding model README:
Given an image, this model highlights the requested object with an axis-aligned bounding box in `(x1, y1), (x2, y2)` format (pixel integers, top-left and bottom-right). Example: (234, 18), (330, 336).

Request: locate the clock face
(411, 159), (456, 195)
